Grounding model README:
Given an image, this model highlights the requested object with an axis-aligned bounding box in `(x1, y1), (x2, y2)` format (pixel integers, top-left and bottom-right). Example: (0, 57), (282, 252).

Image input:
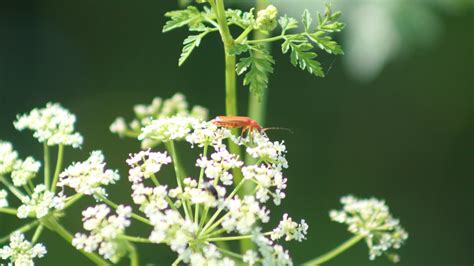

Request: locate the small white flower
(17, 184), (63, 219)
(126, 150), (171, 184)
(11, 157), (41, 187)
(242, 164), (287, 205)
(139, 116), (199, 143)
(243, 250), (258, 265)
(245, 133), (288, 169)
(196, 148), (243, 186)
(14, 103), (83, 148)
(186, 121), (232, 148)
(58, 151), (119, 196)
(73, 204), (131, 263)
(252, 229), (293, 266)
(131, 184), (169, 218)
(0, 141), (18, 175)
(0, 231), (47, 266)
(271, 213), (308, 242)
(111, 93), (208, 149)
(222, 196), (269, 234)
(0, 189), (8, 207)
(148, 209), (197, 255)
(330, 195), (408, 261)
(109, 117), (127, 137)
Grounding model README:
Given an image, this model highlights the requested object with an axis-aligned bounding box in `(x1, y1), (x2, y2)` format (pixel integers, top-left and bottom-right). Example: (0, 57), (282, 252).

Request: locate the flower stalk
(304, 234), (364, 265)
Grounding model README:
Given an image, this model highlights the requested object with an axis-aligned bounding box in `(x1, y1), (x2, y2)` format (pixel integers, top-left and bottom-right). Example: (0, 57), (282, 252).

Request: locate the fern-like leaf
(236, 46), (274, 99)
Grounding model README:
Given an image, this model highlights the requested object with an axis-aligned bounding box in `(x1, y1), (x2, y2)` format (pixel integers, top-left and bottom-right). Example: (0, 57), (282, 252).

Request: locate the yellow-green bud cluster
(255, 5), (278, 32)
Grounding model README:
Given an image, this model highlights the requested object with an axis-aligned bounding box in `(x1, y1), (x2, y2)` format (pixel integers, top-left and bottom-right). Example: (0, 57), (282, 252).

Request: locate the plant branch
(303, 234), (365, 265)
(51, 145), (64, 192)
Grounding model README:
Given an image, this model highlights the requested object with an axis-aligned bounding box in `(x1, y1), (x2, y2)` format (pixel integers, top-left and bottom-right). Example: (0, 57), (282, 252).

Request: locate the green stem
(0, 176), (26, 200)
(240, 0), (270, 253)
(207, 231), (271, 242)
(51, 145), (64, 192)
(0, 207), (18, 215)
(128, 243), (139, 266)
(46, 217), (110, 265)
(43, 143), (51, 189)
(63, 193), (84, 210)
(31, 225), (44, 244)
(246, 35), (285, 44)
(200, 179), (246, 234)
(303, 234), (365, 265)
(0, 220), (40, 243)
(235, 25), (254, 43)
(96, 194), (152, 226)
(165, 141), (192, 220)
(215, 246), (244, 260)
(120, 235), (153, 244)
(195, 145), (209, 224)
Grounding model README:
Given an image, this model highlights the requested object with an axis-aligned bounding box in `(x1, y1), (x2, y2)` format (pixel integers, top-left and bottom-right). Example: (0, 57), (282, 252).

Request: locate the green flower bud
(255, 5), (278, 32)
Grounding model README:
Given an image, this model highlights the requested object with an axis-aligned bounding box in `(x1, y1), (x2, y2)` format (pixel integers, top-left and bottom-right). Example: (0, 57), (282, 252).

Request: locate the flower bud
(255, 5), (278, 32)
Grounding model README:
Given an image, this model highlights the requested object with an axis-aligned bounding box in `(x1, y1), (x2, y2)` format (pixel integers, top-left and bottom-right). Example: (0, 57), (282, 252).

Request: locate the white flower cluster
(73, 204), (132, 263)
(139, 116), (199, 143)
(11, 157), (41, 187)
(242, 164), (286, 205)
(17, 185), (64, 219)
(114, 114), (305, 265)
(0, 189), (8, 207)
(196, 148), (243, 186)
(127, 149), (171, 184)
(245, 133), (288, 169)
(14, 103), (83, 148)
(148, 209), (197, 254)
(58, 151), (119, 196)
(252, 229), (293, 266)
(271, 213), (308, 242)
(222, 196), (269, 234)
(330, 195), (408, 261)
(110, 93), (208, 148)
(0, 231), (47, 266)
(186, 121), (232, 148)
(0, 141), (18, 175)
(189, 244), (235, 266)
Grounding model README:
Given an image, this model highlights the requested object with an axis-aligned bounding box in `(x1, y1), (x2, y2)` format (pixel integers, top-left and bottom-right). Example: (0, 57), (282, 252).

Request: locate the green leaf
(226, 8), (255, 29)
(302, 9), (312, 32)
(278, 15), (298, 34)
(236, 46), (274, 99)
(287, 41), (324, 77)
(179, 33), (204, 66)
(228, 43), (250, 56)
(163, 6), (203, 32)
(308, 31), (343, 55)
(317, 4), (345, 32)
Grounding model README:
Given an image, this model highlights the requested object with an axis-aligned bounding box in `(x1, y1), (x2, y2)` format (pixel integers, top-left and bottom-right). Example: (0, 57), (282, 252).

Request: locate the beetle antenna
(262, 127), (294, 134)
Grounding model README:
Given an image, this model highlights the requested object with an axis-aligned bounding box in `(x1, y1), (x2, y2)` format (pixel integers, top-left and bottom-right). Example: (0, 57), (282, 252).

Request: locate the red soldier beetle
(211, 116), (292, 137)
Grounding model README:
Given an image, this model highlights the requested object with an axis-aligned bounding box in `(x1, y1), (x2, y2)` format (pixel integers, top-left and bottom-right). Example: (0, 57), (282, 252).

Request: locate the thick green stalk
(303, 234), (365, 265)
(239, 0), (270, 253)
(45, 217), (109, 265)
(127, 243), (139, 266)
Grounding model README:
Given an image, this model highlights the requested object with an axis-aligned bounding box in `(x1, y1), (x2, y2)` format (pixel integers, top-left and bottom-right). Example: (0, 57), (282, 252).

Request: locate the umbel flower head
(0, 231), (47, 266)
(17, 184), (65, 219)
(110, 93), (208, 148)
(14, 103), (83, 148)
(73, 204), (132, 263)
(58, 151), (119, 196)
(117, 116), (306, 265)
(330, 195), (408, 261)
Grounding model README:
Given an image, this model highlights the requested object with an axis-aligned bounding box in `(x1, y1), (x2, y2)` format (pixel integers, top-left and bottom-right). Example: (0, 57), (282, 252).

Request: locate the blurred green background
(0, 0), (473, 265)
